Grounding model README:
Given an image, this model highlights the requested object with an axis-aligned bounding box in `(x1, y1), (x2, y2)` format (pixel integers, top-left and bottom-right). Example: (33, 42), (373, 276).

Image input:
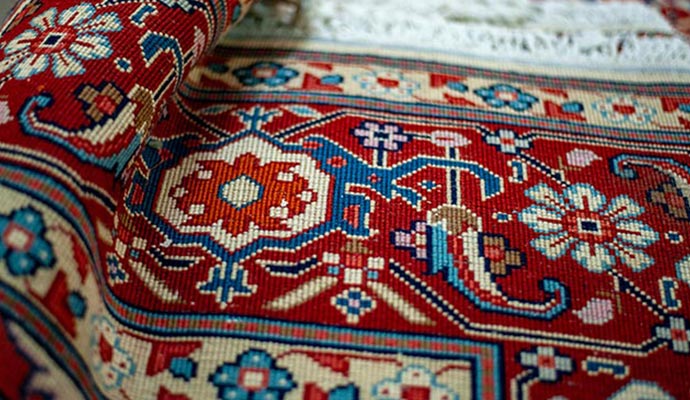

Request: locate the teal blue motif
(474, 84), (538, 111)
(0, 207), (54, 276)
(209, 349), (295, 400)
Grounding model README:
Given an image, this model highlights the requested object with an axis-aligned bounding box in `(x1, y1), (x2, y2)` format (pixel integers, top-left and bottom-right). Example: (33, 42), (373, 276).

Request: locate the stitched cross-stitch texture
(1, 0), (690, 399)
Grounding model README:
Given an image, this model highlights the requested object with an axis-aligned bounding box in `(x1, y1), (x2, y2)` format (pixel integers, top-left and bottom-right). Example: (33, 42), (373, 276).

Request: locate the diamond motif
(40, 33), (64, 47)
(578, 218), (601, 235)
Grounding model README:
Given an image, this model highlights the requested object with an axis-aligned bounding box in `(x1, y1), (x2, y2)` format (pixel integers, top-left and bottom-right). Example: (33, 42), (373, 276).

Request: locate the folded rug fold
(0, 0), (253, 397)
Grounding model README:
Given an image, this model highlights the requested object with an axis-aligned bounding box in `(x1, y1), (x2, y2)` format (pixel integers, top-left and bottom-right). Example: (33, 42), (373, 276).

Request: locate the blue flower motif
(474, 84), (538, 111)
(233, 62), (299, 87)
(332, 288), (376, 324)
(209, 349), (296, 400)
(0, 3), (122, 79)
(519, 184), (659, 272)
(0, 207), (54, 276)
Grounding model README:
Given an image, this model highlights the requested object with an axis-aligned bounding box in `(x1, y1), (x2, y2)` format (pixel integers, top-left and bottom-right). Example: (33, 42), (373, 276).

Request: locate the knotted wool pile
(1, 0), (690, 398)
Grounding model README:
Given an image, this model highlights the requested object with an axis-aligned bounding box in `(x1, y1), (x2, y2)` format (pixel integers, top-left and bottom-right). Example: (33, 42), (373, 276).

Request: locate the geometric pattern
(1, 0), (690, 399)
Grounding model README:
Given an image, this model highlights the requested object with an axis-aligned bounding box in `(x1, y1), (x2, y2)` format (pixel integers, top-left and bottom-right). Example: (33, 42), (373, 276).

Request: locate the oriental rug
(1, 0), (690, 399)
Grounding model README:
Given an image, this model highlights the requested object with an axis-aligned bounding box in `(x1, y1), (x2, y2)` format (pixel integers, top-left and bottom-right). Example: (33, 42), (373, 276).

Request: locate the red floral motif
(172, 154), (315, 236)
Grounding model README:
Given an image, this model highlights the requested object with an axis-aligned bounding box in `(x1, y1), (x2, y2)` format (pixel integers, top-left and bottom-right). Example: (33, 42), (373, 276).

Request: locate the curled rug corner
(0, 0), (254, 397)
(0, 0), (254, 178)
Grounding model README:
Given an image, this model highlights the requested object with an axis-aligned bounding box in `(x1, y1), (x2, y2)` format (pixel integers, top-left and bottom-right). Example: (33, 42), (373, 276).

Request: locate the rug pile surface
(1, 0), (690, 399)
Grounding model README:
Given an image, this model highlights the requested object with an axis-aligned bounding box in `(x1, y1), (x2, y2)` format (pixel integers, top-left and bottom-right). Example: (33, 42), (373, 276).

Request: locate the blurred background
(1, 1), (11, 22)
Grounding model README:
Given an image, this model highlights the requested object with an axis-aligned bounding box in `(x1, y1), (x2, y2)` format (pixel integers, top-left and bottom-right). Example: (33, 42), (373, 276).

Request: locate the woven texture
(1, 0), (690, 399)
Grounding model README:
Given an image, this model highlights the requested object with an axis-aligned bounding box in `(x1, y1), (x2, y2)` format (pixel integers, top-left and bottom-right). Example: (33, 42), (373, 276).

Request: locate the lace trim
(228, 0), (690, 69)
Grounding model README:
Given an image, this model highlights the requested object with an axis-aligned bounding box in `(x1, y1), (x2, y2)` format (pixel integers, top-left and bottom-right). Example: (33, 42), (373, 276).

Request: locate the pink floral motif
(566, 149), (601, 167)
(573, 298), (614, 325)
